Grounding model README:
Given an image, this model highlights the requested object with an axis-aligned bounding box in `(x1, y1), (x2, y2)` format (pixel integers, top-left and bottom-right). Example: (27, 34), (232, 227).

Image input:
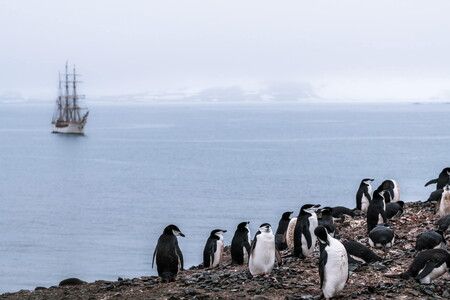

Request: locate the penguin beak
(178, 231), (185, 237)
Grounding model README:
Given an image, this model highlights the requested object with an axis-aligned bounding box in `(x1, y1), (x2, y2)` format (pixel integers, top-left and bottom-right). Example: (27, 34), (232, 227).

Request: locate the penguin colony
(153, 167), (450, 299)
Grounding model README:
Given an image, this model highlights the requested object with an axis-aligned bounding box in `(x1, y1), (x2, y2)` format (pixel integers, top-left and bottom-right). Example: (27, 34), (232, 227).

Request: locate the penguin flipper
(250, 231), (260, 256)
(319, 249), (328, 289)
(425, 178), (438, 187)
(303, 220), (313, 249)
(380, 208), (388, 224)
(244, 238), (252, 257)
(414, 260), (442, 281)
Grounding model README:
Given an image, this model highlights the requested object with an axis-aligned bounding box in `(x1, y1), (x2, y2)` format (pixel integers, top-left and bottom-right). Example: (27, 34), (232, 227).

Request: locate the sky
(1, 0), (450, 102)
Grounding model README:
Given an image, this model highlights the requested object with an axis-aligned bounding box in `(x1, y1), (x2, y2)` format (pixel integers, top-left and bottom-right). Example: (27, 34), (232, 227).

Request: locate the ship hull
(52, 123), (86, 134)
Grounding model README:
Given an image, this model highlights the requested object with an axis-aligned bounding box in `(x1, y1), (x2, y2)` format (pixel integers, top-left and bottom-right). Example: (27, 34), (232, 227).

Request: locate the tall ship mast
(51, 62), (89, 134)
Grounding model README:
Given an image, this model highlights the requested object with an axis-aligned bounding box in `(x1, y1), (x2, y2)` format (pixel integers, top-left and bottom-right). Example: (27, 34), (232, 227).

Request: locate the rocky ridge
(1, 200), (449, 300)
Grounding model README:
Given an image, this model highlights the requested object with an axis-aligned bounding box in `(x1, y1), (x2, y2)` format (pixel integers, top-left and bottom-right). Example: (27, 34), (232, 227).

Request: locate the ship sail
(51, 62), (89, 134)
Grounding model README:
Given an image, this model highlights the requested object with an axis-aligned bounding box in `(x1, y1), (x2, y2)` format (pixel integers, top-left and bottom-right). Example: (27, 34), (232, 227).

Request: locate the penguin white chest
(322, 241), (348, 299)
(301, 215), (318, 257)
(249, 233), (275, 276)
(418, 262), (447, 284)
(439, 192), (450, 217)
(361, 195), (370, 212)
(212, 237), (224, 267)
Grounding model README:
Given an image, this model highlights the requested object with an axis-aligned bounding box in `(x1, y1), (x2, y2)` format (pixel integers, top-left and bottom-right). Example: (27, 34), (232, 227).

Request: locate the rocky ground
(1, 200), (449, 300)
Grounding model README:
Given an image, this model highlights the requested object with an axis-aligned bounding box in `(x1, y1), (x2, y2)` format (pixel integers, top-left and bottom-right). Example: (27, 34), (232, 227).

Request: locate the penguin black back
(437, 214), (450, 232)
(386, 201), (404, 219)
(377, 180), (395, 203)
(399, 249), (450, 282)
(415, 231), (446, 251)
(343, 241), (382, 264)
(330, 206), (355, 222)
(425, 167), (450, 190)
(293, 204), (320, 258)
(275, 211), (293, 251)
(203, 229), (226, 268)
(366, 189), (388, 233)
(152, 224), (185, 282)
(231, 221), (251, 265)
(368, 224), (394, 251)
(355, 178), (374, 211)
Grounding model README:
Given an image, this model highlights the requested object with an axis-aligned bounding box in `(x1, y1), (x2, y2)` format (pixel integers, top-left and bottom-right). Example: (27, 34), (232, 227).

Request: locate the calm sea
(0, 102), (448, 293)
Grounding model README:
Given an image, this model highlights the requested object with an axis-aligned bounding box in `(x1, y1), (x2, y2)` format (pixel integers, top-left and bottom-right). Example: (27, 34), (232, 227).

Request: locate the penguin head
(314, 226), (329, 246)
(282, 211), (294, 219)
(318, 207), (332, 215)
(397, 201), (405, 208)
(259, 223), (272, 233)
(373, 189), (386, 201)
(300, 204), (320, 215)
(211, 229), (227, 237)
(163, 224), (185, 237)
(237, 221), (250, 232)
(362, 178), (374, 185)
(443, 167), (450, 175)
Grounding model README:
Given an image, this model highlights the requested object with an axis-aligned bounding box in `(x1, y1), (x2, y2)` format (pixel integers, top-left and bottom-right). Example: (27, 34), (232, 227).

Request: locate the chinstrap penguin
(377, 179), (400, 203)
(330, 206), (355, 223)
(314, 226), (348, 300)
(386, 249), (450, 284)
(368, 224), (395, 251)
(203, 229), (227, 268)
(355, 178), (374, 212)
(293, 204), (320, 258)
(386, 201), (404, 219)
(366, 189), (388, 233)
(249, 223), (276, 276)
(424, 167), (450, 190)
(231, 221), (251, 265)
(437, 214), (450, 232)
(343, 241), (382, 264)
(415, 231), (446, 252)
(275, 211), (293, 251)
(152, 224), (185, 282)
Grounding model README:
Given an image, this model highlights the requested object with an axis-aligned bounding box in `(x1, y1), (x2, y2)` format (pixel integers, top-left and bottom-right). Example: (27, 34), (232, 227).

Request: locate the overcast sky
(1, 0), (450, 101)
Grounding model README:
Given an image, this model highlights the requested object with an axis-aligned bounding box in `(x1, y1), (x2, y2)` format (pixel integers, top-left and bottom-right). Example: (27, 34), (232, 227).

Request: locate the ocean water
(0, 102), (448, 293)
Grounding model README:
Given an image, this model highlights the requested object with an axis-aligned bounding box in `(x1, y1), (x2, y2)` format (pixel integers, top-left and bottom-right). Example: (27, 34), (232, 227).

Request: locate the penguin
(318, 207), (337, 237)
(377, 179), (400, 203)
(415, 231), (446, 252)
(152, 224), (185, 282)
(275, 211), (293, 251)
(285, 217), (297, 251)
(437, 214), (450, 232)
(426, 189), (444, 203)
(314, 226), (348, 300)
(366, 189), (388, 233)
(231, 221), (251, 265)
(330, 206), (355, 223)
(342, 241), (382, 264)
(424, 167), (450, 190)
(203, 229), (227, 268)
(249, 223), (276, 276)
(355, 178), (374, 212)
(293, 204), (320, 258)
(438, 184), (450, 217)
(389, 249), (450, 283)
(368, 224), (394, 251)
(386, 201), (404, 219)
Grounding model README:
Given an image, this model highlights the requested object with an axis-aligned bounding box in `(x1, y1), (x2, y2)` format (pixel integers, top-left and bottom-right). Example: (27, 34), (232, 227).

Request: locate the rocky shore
(1, 200), (449, 300)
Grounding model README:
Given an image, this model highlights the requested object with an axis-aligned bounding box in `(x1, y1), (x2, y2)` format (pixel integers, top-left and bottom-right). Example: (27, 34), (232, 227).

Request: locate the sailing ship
(51, 62), (89, 134)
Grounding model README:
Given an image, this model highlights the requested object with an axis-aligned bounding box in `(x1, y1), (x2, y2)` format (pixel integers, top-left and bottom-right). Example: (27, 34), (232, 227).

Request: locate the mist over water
(0, 102), (448, 293)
